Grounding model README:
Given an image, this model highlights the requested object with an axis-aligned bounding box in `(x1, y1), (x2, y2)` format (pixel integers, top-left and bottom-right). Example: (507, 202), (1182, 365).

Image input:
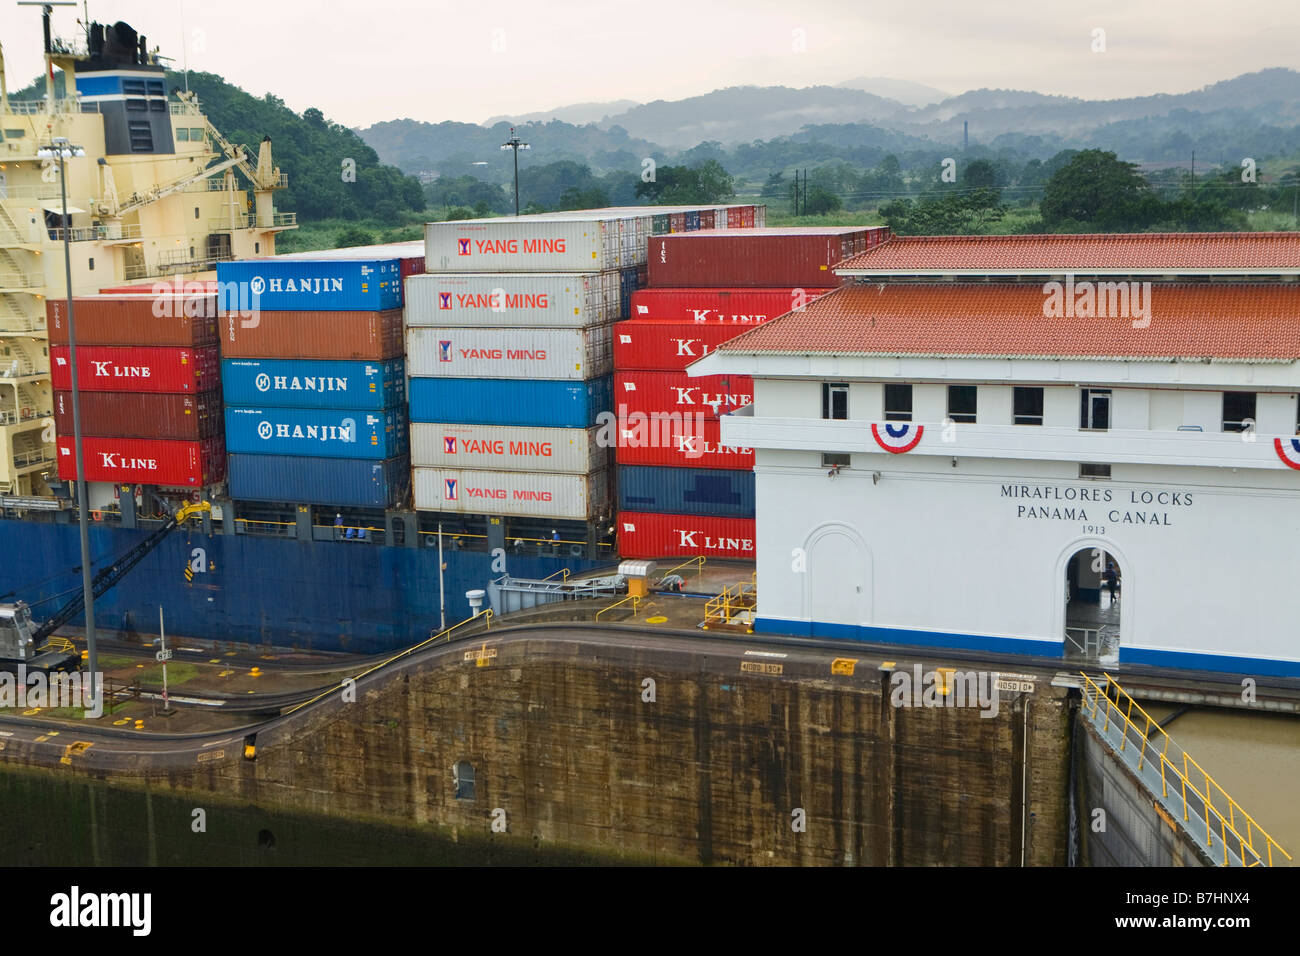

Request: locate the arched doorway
(1063, 547), (1121, 664)
(804, 523), (871, 627)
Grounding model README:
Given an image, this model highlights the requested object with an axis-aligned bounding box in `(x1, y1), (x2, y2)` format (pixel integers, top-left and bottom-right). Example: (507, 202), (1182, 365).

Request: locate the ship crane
(0, 501), (210, 670)
(103, 89), (285, 221)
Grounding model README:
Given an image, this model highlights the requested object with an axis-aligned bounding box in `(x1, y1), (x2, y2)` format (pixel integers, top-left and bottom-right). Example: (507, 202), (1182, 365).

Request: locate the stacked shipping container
(614, 227), (887, 558)
(49, 293), (226, 488)
(216, 255), (413, 509)
(409, 205), (761, 523)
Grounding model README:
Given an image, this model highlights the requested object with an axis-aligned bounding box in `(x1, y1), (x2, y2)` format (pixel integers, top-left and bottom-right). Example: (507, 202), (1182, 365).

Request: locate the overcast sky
(1, 1), (1296, 127)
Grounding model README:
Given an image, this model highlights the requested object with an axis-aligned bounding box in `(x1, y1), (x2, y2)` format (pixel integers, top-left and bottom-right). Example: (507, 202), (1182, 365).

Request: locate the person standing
(1104, 562), (1119, 603)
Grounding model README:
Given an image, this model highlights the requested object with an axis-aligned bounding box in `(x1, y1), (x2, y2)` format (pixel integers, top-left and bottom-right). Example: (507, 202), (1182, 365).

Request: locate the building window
(453, 760), (476, 800)
(884, 384), (912, 422)
(821, 383), (848, 420)
(254, 242), (260, 254)
(1080, 463), (1112, 479)
(1014, 386), (1044, 425)
(1222, 391), (1256, 433)
(1080, 388), (1111, 430)
(176, 128), (189, 142)
(87, 257), (93, 271)
(125, 98), (148, 112)
(195, 207), (200, 219)
(947, 385), (977, 423)
(822, 452), (850, 468)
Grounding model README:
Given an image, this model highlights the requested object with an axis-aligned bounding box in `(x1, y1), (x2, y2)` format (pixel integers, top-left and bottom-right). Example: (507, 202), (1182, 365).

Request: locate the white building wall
(755, 452), (1300, 674)
(740, 375), (1300, 676)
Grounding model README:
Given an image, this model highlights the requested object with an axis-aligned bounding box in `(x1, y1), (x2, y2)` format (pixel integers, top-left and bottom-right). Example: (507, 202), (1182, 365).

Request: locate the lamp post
(37, 135), (94, 697)
(500, 127), (530, 216)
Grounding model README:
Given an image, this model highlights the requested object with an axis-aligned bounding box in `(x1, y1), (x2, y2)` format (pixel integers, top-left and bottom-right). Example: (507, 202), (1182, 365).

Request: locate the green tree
(1040, 149), (1153, 229)
(335, 227), (375, 247)
(635, 160), (736, 204)
(804, 185), (842, 215)
(963, 159), (999, 189)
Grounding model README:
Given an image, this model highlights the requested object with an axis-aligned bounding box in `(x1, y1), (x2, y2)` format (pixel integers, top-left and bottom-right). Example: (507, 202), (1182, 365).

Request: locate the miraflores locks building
(692, 233), (1300, 678)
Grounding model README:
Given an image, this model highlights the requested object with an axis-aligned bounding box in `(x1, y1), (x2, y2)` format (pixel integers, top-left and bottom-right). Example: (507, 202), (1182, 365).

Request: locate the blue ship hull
(0, 519), (602, 655)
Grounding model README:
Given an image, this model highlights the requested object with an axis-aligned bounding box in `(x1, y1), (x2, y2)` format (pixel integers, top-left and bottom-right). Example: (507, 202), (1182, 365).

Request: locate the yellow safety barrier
(660, 555), (706, 583)
(39, 637), (75, 655)
(541, 568), (571, 583)
(1079, 672), (1292, 867)
(703, 579), (756, 630)
(283, 610), (493, 716)
(596, 594), (649, 622)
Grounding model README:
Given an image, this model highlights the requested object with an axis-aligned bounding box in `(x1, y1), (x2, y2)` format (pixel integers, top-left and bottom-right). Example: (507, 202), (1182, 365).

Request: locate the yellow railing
(39, 636), (74, 655)
(659, 555), (706, 583)
(596, 594), (648, 622)
(703, 578), (757, 629)
(1079, 672), (1291, 867)
(541, 568), (571, 583)
(284, 610), (493, 716)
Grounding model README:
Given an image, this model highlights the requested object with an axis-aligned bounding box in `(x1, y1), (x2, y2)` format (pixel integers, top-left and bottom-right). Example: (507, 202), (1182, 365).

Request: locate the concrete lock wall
(0, 626), (1073, 866)
(1072, 716), (1209, 867)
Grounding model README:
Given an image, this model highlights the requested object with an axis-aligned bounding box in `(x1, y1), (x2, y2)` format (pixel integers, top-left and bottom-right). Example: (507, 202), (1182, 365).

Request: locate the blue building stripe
(753, 616), (1300, 677)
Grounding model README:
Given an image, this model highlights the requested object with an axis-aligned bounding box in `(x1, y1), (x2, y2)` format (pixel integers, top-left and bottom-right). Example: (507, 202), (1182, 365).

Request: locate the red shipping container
(647, 227), (890, 288)
(699, 210), (715, 230)
(615, 319), (765, 371)
(399, 255), (426, 280)
(54, 390), (222, 440)
(50, 345), (219, 393)
(47, 294), (219, 347)
(615, 370), (753, 422)
(617, 511), (756, 559)
(97, 282), (219, 295)
(630, 288), (832, 323)
(221, 309), (404, 360)
(669, 212), (686, 233)
(57, 435), (226, 486)
(615, 417), (754, 470)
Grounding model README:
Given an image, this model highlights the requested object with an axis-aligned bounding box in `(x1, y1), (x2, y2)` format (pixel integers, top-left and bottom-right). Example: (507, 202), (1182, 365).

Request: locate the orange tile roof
(836, 232), (1300, 274)
(714, 282), (1300, 361)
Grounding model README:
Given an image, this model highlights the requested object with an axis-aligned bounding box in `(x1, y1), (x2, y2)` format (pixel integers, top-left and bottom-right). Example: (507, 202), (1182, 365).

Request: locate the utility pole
(38, 135), (93, 700)
(500, 126), (530, 216)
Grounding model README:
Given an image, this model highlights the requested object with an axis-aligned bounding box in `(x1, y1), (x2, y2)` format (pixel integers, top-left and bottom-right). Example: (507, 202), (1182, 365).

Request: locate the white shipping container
(414, 466), (610, 520)
(407, 326), (613, 379)
(426, 219), (617, 272)
(411, 423), (610, 474)
(406, 273), (618, 328)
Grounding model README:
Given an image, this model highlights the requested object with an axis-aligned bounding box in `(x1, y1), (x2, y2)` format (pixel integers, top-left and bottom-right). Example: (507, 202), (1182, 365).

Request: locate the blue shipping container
(228, 454), (409, 508)
(408, 376), (612, 428)
(225, 406), (408, 459)
(222, 358), (405, 410)
(216, 258), (402, 312)
(617, 465), (755, 518)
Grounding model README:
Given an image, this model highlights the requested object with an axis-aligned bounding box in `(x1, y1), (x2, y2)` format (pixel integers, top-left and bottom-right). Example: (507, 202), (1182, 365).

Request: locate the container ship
(0, 12), (847, 653)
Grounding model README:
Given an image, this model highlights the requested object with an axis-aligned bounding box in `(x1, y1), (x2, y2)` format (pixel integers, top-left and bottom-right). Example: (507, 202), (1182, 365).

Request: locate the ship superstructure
(0, 14), (292, 498)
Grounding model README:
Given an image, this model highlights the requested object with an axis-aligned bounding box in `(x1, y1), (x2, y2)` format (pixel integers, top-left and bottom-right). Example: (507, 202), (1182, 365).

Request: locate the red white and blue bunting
(1274, 438), (1300, 470)
(871, 423), (924, 454)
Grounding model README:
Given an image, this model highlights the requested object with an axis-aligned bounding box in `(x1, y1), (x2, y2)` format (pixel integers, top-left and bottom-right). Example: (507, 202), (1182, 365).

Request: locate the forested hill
(12, 70), (425, 223)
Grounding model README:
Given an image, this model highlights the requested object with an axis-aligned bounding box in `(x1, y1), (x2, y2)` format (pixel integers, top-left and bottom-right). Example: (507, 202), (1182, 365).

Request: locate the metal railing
(284, 610), (494, 717)
(703, 578), (757, 629)
(1079, 672), (1291, 867)
(170, 100), (203, 115)
(234, 518), (296, 536)
(0, 271), (42, 289)
(596, 594), (650, 622)
(658, 555), (706, 586)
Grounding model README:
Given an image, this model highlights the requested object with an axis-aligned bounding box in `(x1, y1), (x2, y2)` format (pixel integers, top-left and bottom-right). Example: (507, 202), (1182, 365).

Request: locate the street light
(36, 135), (95, 700)
(500, 127), (530, 216)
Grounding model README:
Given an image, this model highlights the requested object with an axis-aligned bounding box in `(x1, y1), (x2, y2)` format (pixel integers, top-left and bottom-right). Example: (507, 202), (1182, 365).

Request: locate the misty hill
(836, 76), (950, 107)
(360, 68), (1300, 180)
(593, 85), (907, 148)
(485, 99), (640, 126)
(904, 70), (1300, 143)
